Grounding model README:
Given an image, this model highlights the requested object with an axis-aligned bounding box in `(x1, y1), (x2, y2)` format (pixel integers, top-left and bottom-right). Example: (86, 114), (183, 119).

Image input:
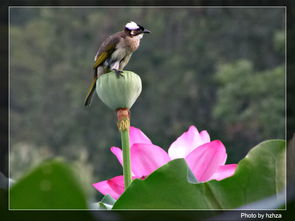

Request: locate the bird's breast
(111, 47), (130, 61)
(110, 36), (140, 62)
(120, 36), (140, 52)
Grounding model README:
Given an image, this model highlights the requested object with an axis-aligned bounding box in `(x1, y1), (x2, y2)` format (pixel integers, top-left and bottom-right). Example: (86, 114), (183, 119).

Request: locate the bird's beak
(143, 29), (151, 34)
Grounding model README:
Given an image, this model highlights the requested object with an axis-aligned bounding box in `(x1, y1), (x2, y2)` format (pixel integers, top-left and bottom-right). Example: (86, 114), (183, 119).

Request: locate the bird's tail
(84, 78), (97, 106)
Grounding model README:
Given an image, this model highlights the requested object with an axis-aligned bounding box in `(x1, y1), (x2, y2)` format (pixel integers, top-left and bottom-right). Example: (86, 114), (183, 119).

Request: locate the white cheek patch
(125, 21), (139, 30)
(137, 33), (143, 39)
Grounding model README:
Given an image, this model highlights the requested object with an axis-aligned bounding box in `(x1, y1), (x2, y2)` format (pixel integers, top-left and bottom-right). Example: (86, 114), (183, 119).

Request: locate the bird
(84, 21), (151, 106)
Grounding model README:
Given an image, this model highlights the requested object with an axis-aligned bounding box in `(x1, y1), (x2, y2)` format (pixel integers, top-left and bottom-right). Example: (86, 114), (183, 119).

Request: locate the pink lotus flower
(93, 126), (237, 200)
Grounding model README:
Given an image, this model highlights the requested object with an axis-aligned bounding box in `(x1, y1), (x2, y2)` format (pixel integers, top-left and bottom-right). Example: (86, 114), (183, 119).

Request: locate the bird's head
(124, 21), (151, 38)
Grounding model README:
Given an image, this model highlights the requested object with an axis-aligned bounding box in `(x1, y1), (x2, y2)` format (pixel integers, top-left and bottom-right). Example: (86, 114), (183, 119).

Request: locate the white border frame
(8, 5), (287, 211)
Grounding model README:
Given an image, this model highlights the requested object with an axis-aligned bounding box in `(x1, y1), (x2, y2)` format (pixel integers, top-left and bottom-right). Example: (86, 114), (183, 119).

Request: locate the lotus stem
(117, 108), (132, 189)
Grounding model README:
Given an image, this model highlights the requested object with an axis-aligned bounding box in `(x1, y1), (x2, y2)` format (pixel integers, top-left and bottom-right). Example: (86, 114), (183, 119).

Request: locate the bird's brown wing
(85, 32), (123, 106)
(92, 32), (122, 69)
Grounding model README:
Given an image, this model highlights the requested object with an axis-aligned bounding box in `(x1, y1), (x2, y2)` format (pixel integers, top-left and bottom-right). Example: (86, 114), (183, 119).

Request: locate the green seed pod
(96, 71), (142, 110)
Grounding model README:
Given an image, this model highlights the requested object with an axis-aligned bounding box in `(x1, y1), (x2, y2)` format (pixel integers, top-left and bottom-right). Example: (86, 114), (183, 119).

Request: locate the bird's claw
(113, 69), (124, 78)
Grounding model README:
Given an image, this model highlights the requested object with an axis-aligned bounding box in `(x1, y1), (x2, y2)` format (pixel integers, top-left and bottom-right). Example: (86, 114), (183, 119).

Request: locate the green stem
(117, 108), (132, 190)
(120, 128), (132, 189)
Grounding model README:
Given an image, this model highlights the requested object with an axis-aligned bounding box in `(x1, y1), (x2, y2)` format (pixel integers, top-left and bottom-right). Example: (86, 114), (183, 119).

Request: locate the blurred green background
(9, 7), (285, 199)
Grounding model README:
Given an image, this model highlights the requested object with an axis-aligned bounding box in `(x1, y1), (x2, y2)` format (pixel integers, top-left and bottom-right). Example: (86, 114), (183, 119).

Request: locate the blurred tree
(213, 60), (284, 160)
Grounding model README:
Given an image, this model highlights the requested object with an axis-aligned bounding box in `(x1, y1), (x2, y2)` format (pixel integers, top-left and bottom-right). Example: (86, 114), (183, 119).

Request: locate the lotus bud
(96, 70), (141, 189)
(96, 71), (142, 110)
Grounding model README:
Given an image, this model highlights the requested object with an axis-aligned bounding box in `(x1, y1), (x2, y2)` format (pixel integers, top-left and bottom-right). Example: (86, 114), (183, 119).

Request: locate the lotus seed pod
(96, 71), (142, 110)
